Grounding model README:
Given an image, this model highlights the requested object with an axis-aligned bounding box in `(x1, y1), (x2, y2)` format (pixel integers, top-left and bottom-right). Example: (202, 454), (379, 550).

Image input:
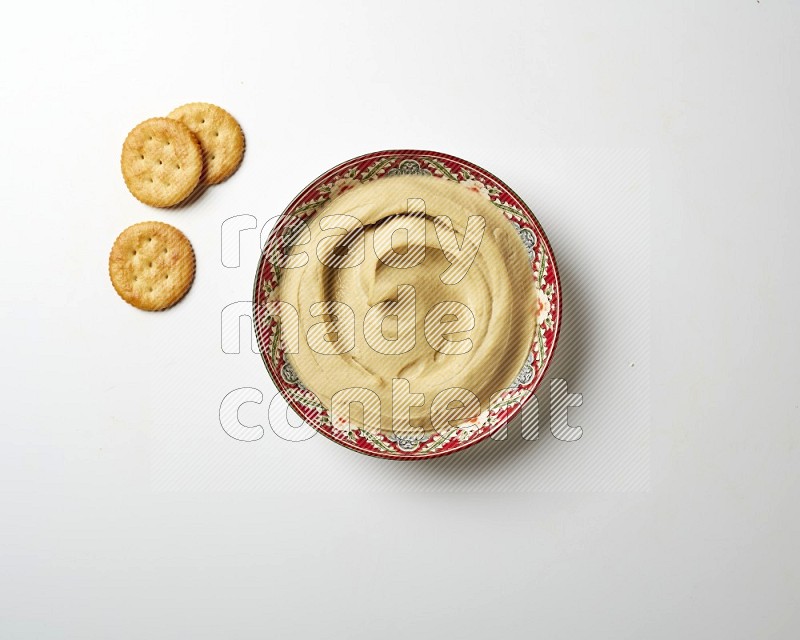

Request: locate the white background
(1, 1), (798, 638)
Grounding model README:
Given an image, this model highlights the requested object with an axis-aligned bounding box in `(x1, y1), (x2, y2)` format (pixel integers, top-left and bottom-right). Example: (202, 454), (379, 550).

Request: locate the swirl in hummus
(273, 174), (536, 438)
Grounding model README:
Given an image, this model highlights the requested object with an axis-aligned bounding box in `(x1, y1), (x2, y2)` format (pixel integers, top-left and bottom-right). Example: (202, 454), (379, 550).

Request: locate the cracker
(121, 118), (203, 207)
(109, 221), (196, 311)
(168, 103), (244, 185)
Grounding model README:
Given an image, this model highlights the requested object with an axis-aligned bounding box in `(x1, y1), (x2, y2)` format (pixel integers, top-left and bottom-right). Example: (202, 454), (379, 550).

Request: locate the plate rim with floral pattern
(253, 149), (561, 460)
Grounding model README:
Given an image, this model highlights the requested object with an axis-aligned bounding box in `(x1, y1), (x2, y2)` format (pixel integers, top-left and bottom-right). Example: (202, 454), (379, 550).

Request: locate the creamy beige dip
(276, 174), (536, 437)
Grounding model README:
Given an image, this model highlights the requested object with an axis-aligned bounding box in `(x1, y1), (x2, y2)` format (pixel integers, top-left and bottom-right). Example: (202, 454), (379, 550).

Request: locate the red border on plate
(253, 150), (562, 460)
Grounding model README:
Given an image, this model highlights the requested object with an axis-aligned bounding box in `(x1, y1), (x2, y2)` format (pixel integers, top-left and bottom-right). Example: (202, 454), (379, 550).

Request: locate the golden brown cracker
(109, 221), (196, 311)
(168, 103), (245, 185)
(121, 118), (203, 207)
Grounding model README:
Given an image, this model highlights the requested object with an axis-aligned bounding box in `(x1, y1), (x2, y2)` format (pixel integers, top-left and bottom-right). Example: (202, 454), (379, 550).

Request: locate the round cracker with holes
(168, 103), (245, 185)
(109, 221), (196, 311)
(121, 118), (203, 207)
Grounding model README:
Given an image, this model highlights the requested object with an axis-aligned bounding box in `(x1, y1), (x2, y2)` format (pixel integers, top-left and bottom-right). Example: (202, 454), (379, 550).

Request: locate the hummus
(276, 173), (536, 437)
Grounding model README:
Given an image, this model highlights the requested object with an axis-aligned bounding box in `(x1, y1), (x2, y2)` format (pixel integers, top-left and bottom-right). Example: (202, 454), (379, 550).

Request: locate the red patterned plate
(253, 150), (561, 459)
